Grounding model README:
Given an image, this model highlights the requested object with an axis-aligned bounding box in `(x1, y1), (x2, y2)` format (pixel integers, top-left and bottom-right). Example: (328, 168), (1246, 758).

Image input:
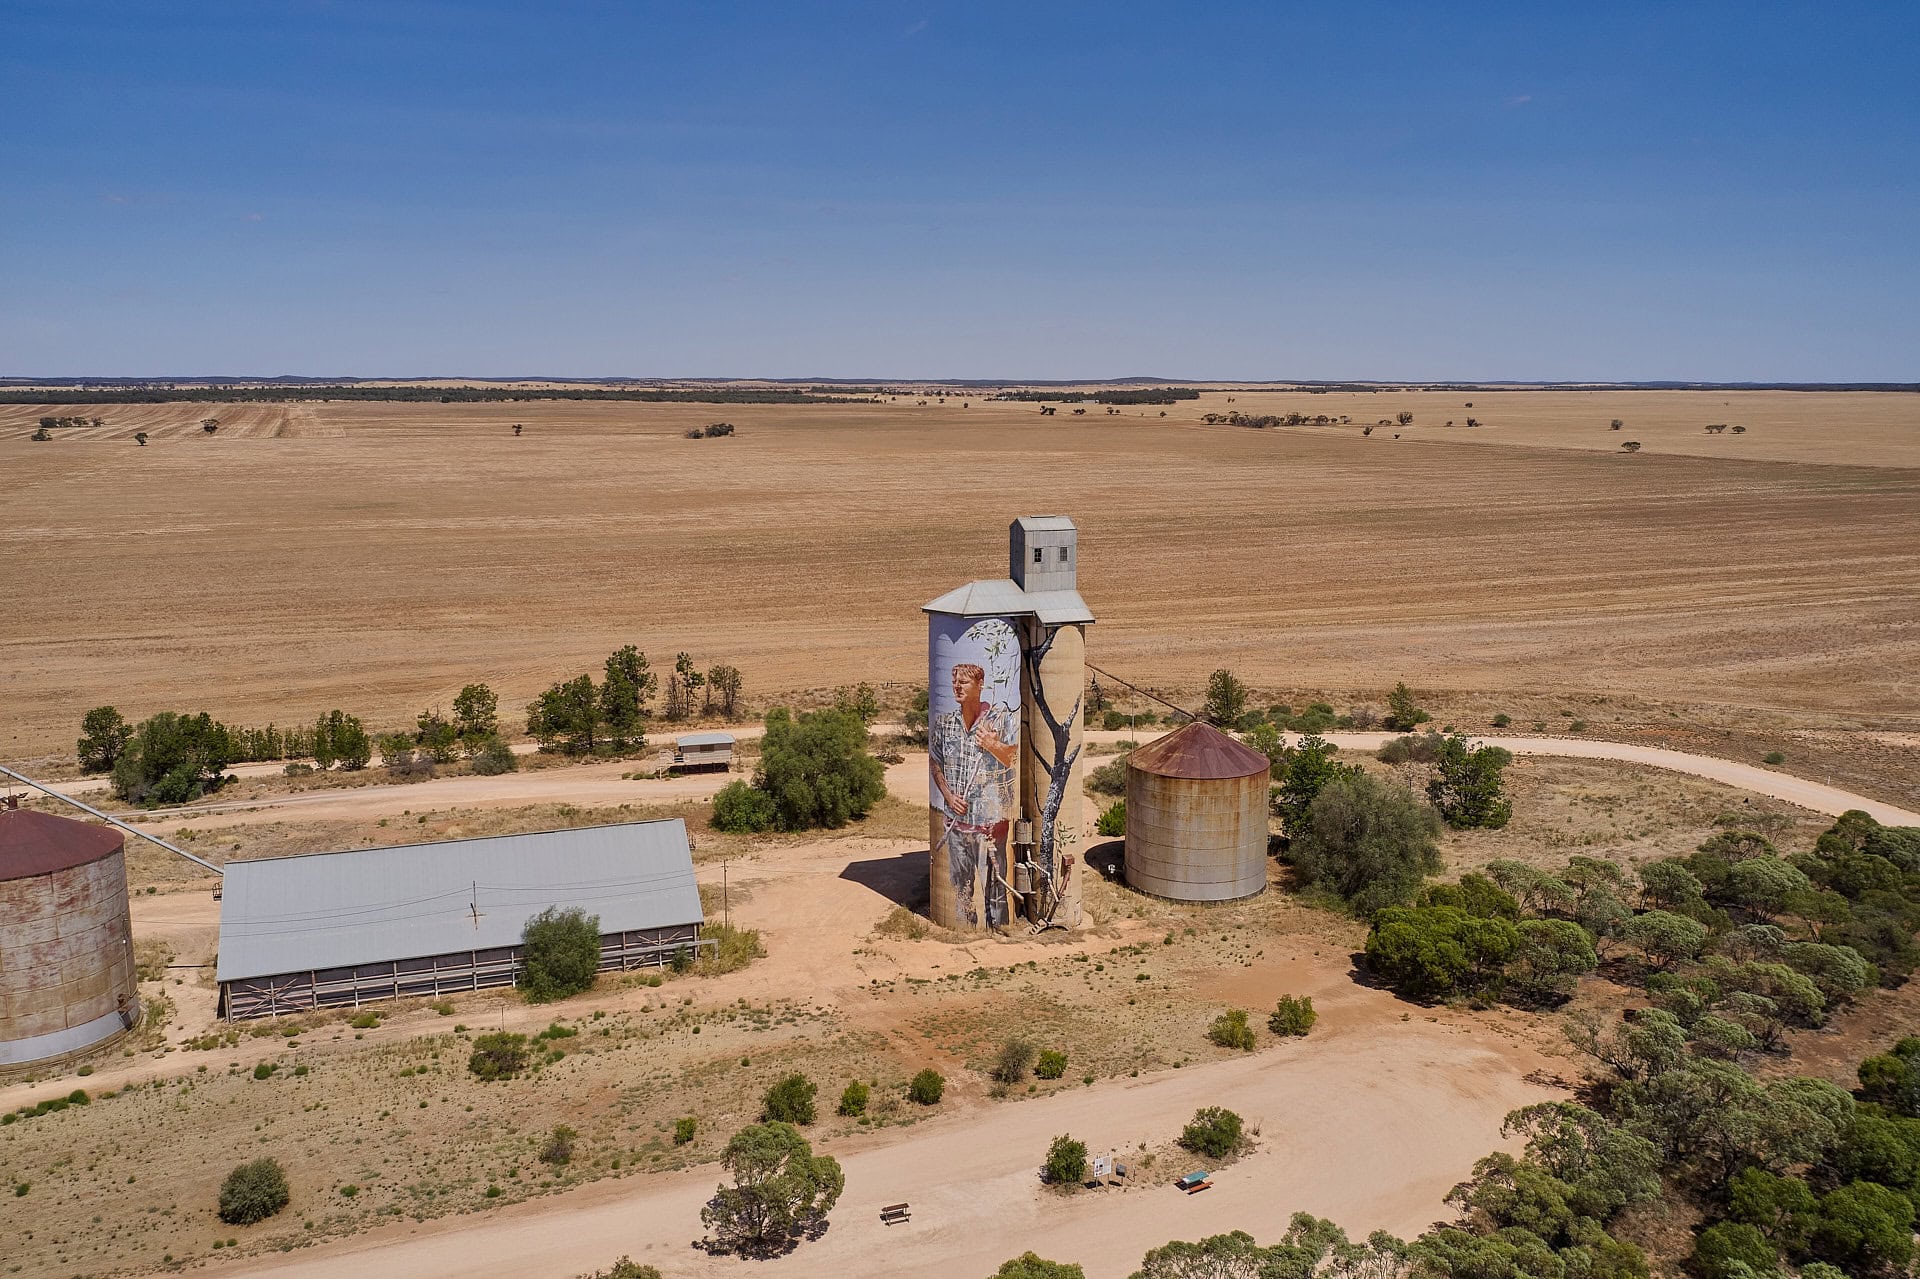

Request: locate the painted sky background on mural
(3, 1), (1915, 379)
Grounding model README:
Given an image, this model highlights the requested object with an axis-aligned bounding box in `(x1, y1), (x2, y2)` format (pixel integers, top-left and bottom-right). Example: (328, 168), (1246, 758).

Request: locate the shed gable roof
(216, 820), (703, 982)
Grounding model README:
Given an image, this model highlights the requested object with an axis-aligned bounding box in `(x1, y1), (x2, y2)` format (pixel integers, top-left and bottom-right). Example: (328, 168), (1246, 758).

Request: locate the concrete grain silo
(1123, 721), (1272, 902)
(0, 806), (141, 1067)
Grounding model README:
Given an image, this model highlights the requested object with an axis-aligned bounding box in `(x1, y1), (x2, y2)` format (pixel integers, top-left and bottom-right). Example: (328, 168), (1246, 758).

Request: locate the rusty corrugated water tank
(1123, 721), (1271, 902)
(0, 809), (140, 1067)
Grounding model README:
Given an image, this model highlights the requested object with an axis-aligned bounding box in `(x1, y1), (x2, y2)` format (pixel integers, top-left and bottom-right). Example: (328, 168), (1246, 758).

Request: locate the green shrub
(1034, 1050), (1068, 1080)
(1095, 800), (1126, 837)
(218, 1158), (290, 1225)
(1689, 1222), (1776, 1279)
(908, 1068), (945, 1105)
(1269, 995), (1317, 1036)
(1763, 751), (1786, 766)
(762, 1073), (817, 1124)
(1044, 1134), (1088, 1184)
(252, 1062), (277, 1080)
(1287, 772), (1443, 914)
(518, 905), (601, 1002)
(538, 1124), (577, 1165)
(1085, 754), (1129, 796)
(469, 736), (519, 775)
(1491, 713), (1511, 728)
(710, 779), (777, 833)
(347, 1010), (381, 1029)
(673, 1116), (697, 1145)
(1207, 1009), (1256, 1051)
(754, 707), (886, 830)
(992, 1038), (1038, 1085)
(1179, 1106), (1244, 1158)
(581, 1260), (663, 1279)
(995, 1254), (1086, 1279)
(837, 1081), (869, 1117)
(468, 1032), (529, 1081)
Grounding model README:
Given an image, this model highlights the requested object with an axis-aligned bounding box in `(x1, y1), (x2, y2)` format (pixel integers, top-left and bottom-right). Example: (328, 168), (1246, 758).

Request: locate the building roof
(1013, 515), (1077, 532)
(1126, 721), (1272, 780)
(922, 578), (1095, 626)
(216, 819), (704, 983)
(676, 732), (736, 748)
(0, 808), (125, 880)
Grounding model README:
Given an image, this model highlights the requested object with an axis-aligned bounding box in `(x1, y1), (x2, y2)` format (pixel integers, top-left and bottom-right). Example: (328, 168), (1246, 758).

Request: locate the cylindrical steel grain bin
(0, 808), (141, 1067)
(1124, 721), (1271, 902)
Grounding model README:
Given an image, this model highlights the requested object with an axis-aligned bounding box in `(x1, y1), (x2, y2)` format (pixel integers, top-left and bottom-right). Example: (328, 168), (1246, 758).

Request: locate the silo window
(1059, 547), (1069, 563)
(1033, 547), (1043, 564)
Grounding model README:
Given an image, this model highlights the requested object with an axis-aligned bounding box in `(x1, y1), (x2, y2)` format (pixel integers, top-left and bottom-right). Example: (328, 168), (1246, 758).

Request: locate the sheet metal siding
(216, 820), (703, 983)
(0, 850), (138, 1063)
(1124, 768), (1269, 902)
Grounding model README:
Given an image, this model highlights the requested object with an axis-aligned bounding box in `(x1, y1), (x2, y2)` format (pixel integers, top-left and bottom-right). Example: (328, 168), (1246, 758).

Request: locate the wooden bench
(880, 1202), (911, 1224)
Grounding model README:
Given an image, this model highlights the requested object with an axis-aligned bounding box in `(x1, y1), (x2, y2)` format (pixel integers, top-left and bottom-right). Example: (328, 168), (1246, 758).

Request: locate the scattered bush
(519, 905), (602, 1002)
(1086, 752), (1130, 796)
(908, 1068), (946, 1105)
(581, 1260), (663, 1279)
(1491, 713), (1511, 728)
(1045, 1134), (1088, 1184)
(995, 1254), (1086, 1279)
(468, 1032), (530, 1081)
(1179, 1106), (1245, 1159)
(1427, 734), (1514, 829)
(1287, 772), (1443, 914)
(469, 736), (519, 775)
(1207, 1009), (1257, 1051)
(1268, 995), (1317, 1037)
(700, 1122), (844, 1252)
(673, 1116), (697, 1145)
(711, 779), (777, 832)
(1096, 799), (1126, 837)
(837, 1081), (869, 1117)
(539, 1124), (577, 1165)
(1384, 682), (1431, 731)
(992, 1038), (1039, 1085)
(252, 1062), (277, 1080)
(1763, 751), (1786, 766)
(218, 1158), (290, 1225)
(752, 707), (887, 830)
(762, 1073), (818, 1125)
(1035, 1050), (1068, 1080)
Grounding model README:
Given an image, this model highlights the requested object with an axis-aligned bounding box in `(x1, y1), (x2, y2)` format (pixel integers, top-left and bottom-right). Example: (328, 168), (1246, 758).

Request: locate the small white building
(672, 732), (735, 772)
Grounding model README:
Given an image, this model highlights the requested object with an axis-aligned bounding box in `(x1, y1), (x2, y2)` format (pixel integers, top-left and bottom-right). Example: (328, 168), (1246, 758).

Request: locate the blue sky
(3, 2), (1915, 380)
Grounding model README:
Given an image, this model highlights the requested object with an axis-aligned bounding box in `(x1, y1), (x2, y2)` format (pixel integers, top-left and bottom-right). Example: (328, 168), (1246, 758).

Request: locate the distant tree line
(77, 704), (371, 805)
(36, 415), (103, 429)
(1203, 411), (1349, 428)
(992, 389), (1201, 404)
(0, 387), (863, 405)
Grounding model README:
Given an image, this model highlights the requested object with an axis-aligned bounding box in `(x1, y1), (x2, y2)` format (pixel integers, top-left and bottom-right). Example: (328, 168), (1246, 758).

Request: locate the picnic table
(880, 1201), (911, 1225)
(1178, 1170), (1213, 1194)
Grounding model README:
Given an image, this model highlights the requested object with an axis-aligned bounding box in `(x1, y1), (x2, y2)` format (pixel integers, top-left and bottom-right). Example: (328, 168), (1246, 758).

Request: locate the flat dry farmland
(3, 394), (1917, 758)
(1188, 388), (1920, 466)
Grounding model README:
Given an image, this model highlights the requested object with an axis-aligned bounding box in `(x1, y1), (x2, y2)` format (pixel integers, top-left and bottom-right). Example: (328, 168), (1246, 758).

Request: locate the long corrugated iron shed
(216, 819), (703, 983)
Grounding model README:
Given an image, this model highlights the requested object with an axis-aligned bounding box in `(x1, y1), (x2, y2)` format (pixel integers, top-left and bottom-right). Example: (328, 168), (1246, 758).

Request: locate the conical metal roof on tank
(0, 807), (126, 880)
(1125, 721), (1270, 780)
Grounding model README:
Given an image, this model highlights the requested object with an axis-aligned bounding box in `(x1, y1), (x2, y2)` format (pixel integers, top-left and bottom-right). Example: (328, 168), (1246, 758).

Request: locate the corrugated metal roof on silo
(1125, 721), (1270, 780)
(0, 809), (126, 880)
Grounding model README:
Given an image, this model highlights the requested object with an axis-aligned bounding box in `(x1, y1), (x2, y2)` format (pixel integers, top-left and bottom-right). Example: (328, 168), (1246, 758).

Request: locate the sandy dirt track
(226, 1015), (1553, 1279)
(87, 731), (1918, 835)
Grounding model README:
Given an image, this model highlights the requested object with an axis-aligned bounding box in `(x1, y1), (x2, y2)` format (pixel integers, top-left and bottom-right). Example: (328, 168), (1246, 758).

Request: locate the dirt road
(227, 1015), (1553, 1279)
(78, 732), (1915, 835)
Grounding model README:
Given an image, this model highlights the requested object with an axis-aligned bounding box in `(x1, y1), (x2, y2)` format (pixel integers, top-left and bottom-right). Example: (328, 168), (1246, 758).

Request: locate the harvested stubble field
(3, 390), (1916, 799)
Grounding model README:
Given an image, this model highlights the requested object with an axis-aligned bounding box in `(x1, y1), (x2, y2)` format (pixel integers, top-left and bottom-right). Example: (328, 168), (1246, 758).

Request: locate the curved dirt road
(1081, 730), (1920, 826)
(228, 1009), (1556, 1279)
(83, 730), (1915, 832)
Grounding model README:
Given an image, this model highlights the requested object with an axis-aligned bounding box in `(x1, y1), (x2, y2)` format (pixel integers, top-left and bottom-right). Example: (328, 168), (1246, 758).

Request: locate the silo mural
(927, 615), (1022, 928)
(922, 516), (1094, 932)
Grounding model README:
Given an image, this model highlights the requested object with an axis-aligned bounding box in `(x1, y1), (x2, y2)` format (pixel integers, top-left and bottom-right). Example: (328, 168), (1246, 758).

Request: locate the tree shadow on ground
(838, 848), (931, 912)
